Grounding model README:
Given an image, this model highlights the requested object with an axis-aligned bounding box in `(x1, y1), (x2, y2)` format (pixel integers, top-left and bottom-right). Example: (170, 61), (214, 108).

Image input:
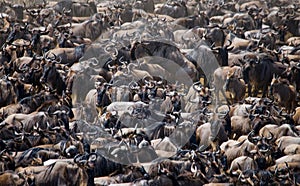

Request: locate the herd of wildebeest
(1, 0), (300, 185)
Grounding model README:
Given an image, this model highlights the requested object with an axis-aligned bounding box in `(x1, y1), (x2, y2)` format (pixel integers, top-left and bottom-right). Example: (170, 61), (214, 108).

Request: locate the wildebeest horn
(49, 125), (61, 131)
(225, 40), (233, 50)
(285, 162), (291, 174)
(207, 85), (216, 91)
(192, 81), (202, 92)
(158, 163), (163, 173)
(14, 130), (23, 136)
(266, 132), (274, 141)
(55, 56), (62, 64)
(46, 52), (57, 61)
(214, 148), (221, 155)
(0, 149), (6, 156)
(274, 164), (279, 176)
(119, 56), (127, 68)
(105, 45), (118, 59)
(73, 154), (82, 163)
(181, 35), (190, 42)
(247, 130), (256, 143)
(259, 147), (269, 153)
(191, 163), (197, 173)
(129, 81), (139, 90)
(88, 152), (98, 162)
(200, 150), (211, 156)
(107, 60), (116, 70)
(19, 64), (28, 72)
(219, 0), (224, 6)
(143, 75), (151, 84)
(90, 59), (99, 66)
(231, 168), (242, 176)
(202, 100), (212, 105)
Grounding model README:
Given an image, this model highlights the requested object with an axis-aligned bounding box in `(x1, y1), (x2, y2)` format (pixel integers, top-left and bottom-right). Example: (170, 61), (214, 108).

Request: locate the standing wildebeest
(213, 66), (243, 105)
(211, 40), (234, 67)
(0, 78), (18, 107)
(196, 110), (229, 152)
(242, 55), (287, 97)
(270, 77), (296, 114)
(223, 68), (246, 104)
(40, 61), (67, 95)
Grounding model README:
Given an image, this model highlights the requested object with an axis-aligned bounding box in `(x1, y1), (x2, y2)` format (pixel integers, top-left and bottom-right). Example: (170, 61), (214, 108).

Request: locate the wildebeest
(270, 76), (296, 113)
(242, 55), (287, 97)
(53, 0), (97, 17)
(223, 68), (246, 104)
(17, 153), (97, 186)
(45, 44), (85, 67)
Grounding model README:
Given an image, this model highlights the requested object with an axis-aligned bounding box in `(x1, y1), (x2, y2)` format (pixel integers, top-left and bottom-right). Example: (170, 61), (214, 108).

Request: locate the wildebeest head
(74, 44), (86, 62)
(204, 26), (226, 47)
(223, 69), (235, 92)
(241, 55), (260, 84)
(211, 40), (234, 66)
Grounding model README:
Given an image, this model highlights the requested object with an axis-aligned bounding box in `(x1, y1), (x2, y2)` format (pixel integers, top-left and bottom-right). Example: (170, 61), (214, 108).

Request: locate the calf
(213, 66), (242, 105)
(223, 69), (246, 104)
(270, 77), (296, 114)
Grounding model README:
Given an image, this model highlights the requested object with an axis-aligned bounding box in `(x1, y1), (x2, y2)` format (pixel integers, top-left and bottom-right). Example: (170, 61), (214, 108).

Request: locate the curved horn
(192, 81), (202, 92)
(88, 152), (98, 162)
(55, 56), (62, 64)
(19, 64), (29, 72)
(129, 81), (139, 90)
(73, 154), (82, 163)
(191, 163), (197, 173)
(105, 45), (118, 59)
(181, 34), (190, 43)
(247, 130), (256, 143)
(266, 132), (274, 141)
(112, 47), (118, 59)
(119, 56), (127, 65)
(225, 40), (232, 49)
(91, 58), (99, 66)
(259, 147), (269, 153)
(107, 60), (116, 70)
(46, 52), (57, 61)
(143, 75), (152, 84)
(274, 165), (278, 176)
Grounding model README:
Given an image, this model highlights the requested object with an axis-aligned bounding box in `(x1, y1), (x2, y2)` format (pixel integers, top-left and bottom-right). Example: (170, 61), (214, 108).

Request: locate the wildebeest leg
(220, 89), (230, 105)
(253, 85), (259, 97)
(94, 106), (103, 123)
(247, 84), (252, 97)
(215, 88), (220, 105)
(262, 85), (268, 97)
